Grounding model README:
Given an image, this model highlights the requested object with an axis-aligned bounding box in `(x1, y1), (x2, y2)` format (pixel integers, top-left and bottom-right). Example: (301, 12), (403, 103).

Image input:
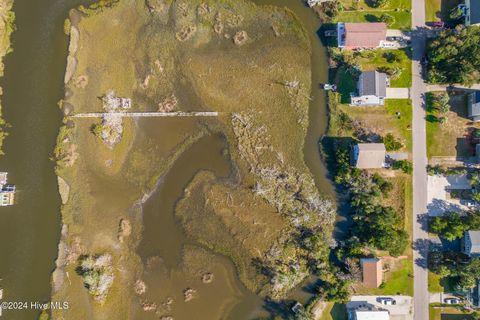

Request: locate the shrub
(382, 133), (403, 151)
(379, 13), (395, 27)
(368, 0), (390, 8)
(383, 51), (402, 63)
(392, 160), (413, 174)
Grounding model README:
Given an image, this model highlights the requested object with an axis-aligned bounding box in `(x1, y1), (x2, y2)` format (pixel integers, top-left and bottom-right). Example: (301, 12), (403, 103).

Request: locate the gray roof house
(468, 91), (480, 122)
(464, 230), (480, 257)
(352, 143), (386, 169)
(466, 0), (480, 26)
(351, 71), (388, 106)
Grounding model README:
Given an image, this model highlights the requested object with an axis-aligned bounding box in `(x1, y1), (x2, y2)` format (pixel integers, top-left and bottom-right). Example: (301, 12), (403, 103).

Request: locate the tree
(430, 212), (467, 240)
(433, 92), (450, 113)
(379, 13), (395, 27)
(427, 25), (480, 85)
(450, 7), (464, 20)
(368, 0), (389, 8)
(382, 133), (403, 151)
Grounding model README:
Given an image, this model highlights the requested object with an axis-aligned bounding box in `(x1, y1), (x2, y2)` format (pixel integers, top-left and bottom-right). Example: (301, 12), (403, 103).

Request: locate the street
(411, 0), (430, 319)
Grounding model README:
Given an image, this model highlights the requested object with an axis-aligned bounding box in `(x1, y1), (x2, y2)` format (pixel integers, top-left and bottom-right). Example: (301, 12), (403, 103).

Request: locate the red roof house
(337, 22), (387, 49)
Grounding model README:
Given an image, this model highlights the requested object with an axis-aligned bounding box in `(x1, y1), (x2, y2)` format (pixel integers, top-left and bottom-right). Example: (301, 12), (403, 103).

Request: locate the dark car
(421, 56), (428, 65)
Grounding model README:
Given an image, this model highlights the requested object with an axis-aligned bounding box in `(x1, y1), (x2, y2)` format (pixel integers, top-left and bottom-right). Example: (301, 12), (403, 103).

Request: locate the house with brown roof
(360, 258), (383, 288)
(337, 22), (387, 49)
(352, 143), (387, 169)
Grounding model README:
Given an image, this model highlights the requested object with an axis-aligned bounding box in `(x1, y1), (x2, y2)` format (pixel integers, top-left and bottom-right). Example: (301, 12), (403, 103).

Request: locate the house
(468, 91), (480, 122)
(464, 230), (480, 257)
(352, 143), (387, 169)
(337, 22), (387, 49)
(465, 0), (480, 26)
(347, 302), (390, 320)
(360, 258), (383, 288)
(351, 71), (389, 106)
(351, 310), (390, 320)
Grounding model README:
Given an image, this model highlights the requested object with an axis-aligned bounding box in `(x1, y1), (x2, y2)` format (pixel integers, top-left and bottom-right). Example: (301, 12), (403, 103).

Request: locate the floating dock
(0, 172), (15, 206)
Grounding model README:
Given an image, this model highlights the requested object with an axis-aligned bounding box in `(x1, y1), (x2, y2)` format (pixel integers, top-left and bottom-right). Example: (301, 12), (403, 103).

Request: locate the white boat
(322, 84), (337, 91)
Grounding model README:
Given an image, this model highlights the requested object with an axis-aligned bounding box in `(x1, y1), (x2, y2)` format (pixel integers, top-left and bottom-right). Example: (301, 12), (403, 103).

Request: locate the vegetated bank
(50, 0), (336, 319)
(0, 0), (15, 154)
(300, 1), (415, 310)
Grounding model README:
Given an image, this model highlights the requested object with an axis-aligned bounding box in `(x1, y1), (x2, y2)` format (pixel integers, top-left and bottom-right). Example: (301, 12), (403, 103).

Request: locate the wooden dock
(72, 111), (220, 118)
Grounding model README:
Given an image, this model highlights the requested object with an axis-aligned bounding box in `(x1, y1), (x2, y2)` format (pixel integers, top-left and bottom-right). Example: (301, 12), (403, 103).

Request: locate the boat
(322, 83), (337, 91)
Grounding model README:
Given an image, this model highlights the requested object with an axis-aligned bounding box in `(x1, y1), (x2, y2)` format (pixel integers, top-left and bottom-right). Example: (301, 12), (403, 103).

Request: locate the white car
(378, 297), (396, 305)
(444, 298), (461, 304)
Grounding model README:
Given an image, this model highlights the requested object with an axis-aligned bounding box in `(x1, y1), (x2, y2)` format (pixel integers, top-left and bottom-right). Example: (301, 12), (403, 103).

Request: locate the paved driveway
(348, 295), (413, 320)
(427, 174), (470, 216)
(386, 88), (410, 99)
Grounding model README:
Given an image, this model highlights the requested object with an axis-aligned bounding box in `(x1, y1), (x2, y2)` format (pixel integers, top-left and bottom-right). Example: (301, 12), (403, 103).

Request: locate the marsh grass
(53, 0), (324, 317)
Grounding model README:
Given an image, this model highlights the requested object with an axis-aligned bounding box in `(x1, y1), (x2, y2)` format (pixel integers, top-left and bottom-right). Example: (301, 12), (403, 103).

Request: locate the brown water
(0, 0), (332, 319)
(0, 1), (92, 319)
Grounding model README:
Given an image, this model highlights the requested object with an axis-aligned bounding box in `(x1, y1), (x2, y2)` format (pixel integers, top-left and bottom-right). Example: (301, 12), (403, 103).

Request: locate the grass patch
(429, 271), (444, 293)
(426, 0), (441, 22)
(429, 304), (477, 320)
(356, 49), (412, 88)
(336, 67), (357, 104)
(425, 0), (462, 23)
(334, 0), (411, 29)
(321, 302), (348, 320)
(339, 99), (412, 152)
(385, 99), (413, 152)
(426, 92), (479, 158)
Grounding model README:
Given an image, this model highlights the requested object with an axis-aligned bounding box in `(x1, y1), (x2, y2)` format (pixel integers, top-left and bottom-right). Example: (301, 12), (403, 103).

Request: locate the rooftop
(466, 230), (480, 253)
(360, 258), (383, 288)
(354, 143), (386, 169)
(468, 0), (480, 25)
(468, 91), (480, 121)
(359, 71), (388, 97)
(343, 22), (387, 48)
(354, 310), (390, 320)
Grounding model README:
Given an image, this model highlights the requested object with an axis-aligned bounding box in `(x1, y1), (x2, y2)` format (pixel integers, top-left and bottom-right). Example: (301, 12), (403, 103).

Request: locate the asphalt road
(411, 1), (429, 319)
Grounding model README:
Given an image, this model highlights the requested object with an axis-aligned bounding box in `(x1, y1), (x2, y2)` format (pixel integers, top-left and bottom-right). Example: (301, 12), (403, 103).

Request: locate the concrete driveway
(348, 295), (414, 320)
(427, 174), (470, 216)
(386, 88), (410, 99)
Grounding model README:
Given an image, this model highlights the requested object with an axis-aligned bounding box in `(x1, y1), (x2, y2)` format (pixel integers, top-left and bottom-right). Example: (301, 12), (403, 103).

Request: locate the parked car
(444, 298), (461, 304)
(432, 21), (445, 28)
(378, 297), (396, 305)
(421, 56), (429, 66)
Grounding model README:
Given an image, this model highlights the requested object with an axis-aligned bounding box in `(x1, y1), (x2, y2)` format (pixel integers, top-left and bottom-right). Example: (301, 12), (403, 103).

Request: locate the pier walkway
(72, 111), (220, 118)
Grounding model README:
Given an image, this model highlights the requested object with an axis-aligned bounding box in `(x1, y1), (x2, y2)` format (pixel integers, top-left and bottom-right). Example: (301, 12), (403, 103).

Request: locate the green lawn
(321, 303), (348, 320)
(357, 49), (412, 88)
(429, 304), (477, 320)
(425, 0), (462, 23)
(336, 66), (357, 104)
(429, 271), (444, 293)
(385, 99), (413, 152)
(335, 0), (412, 29)
(425, 92), (476, 158)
